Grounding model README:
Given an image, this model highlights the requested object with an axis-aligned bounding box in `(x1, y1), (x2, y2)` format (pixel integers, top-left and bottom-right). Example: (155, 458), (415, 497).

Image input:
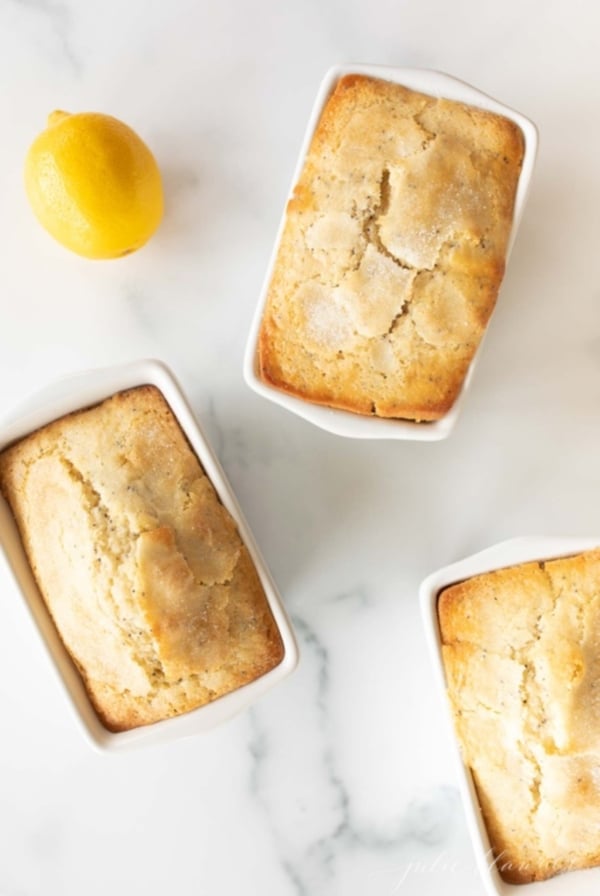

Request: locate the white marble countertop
(1, 1), (599, 893)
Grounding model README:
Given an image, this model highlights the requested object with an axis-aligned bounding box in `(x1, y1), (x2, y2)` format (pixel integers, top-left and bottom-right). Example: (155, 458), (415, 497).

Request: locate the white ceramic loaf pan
(244, 63), (538, 441)
(420, 536), (600, 896)
(0, 359), (299, 752)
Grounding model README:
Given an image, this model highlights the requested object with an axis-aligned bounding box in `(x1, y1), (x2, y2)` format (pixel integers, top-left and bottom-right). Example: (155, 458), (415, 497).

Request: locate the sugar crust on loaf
(0, 386), (284, 731)
(438, 550), (600, 883)
(259, 74), (525, 421)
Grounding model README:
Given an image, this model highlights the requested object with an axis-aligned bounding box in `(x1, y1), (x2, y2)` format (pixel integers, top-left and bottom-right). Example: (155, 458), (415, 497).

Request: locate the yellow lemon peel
(25, 110), (164, 259)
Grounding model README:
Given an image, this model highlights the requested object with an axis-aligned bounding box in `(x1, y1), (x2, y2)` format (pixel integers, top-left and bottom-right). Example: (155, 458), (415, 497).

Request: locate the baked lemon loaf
(0, 386), (284, 731)
(439, 550), (600, 883)
(258, 74), (525, 421)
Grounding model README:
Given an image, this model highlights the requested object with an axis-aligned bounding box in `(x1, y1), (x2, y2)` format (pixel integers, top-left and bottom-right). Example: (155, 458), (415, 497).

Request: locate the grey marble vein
(122, 286), (162, 342)
(203, 397), (294, 474)
(281, 859), (309, 896)
(7, 0), (81, 72)
(326, 584), (370, 609)
(247, 706), (268, 799)
(247, 610), (461, 894)
(205, 397), (247, 471)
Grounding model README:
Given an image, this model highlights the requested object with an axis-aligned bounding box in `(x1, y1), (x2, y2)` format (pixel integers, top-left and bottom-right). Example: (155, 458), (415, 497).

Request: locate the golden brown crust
(258, 74), (524, 421)
(438, 550), (600, 883)
(0, 385), (284, 731)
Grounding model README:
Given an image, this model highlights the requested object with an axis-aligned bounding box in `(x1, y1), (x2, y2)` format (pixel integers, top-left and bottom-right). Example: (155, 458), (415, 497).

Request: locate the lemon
(25, 110), (164, 259)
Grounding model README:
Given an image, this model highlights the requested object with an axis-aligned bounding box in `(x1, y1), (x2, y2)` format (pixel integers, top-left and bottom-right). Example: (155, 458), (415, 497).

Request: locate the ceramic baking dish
(0, 359), (298, 751)
(420, 536), (600, 895)
(244, 63), (538, 440)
